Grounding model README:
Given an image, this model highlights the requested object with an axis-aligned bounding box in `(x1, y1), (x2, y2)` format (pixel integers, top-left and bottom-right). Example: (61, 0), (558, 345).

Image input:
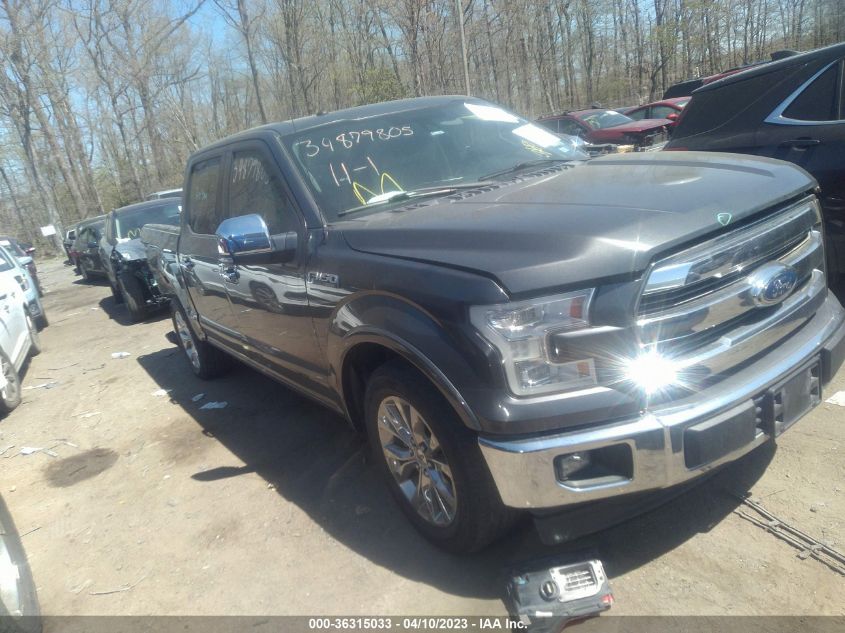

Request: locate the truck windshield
(280, 101), (587, 221)
(580, 110), (633, 129)
(115, 203), (180, 240)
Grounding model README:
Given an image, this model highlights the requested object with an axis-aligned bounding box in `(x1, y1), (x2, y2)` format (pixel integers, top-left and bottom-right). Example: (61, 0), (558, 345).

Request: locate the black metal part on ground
(503, 553), (612, 631)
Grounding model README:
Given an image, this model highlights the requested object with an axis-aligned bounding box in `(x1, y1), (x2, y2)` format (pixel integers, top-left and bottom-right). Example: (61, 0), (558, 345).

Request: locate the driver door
(220, 142), (325, 392)
(180, 155), (242, 347)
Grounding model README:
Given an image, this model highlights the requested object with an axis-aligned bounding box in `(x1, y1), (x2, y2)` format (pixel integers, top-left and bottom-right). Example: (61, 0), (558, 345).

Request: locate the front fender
(327, 293), (491, 431)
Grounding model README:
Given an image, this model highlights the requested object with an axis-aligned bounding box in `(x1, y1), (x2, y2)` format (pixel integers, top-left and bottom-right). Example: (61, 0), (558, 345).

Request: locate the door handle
(180, 257), (195, 271)
(780, 138), (820, 149)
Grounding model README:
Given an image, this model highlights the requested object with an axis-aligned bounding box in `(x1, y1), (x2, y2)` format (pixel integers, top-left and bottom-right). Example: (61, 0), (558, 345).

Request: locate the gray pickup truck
(143, 96), (845, 552)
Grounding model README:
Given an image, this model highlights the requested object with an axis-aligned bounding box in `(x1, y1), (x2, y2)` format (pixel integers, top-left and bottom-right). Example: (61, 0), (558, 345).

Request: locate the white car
(0, 245), (42, 415)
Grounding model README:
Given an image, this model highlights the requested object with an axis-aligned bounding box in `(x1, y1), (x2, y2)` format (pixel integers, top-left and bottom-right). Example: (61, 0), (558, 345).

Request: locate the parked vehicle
(99, 200), (180, 321)
(0, 494), (41, 629)
(145, 96), (845, 552)
(0, 245), (45, 332)
(63, 229), (76, 262)
(666, 41), (845, 284)
(145, 188), (182, 200)
(0, 245), (42, 415)
(0, 246), (47, 334)
(621, 97), (690, 126)
(0, 237), (41, 297)
(71, 216), (107, 281)
(537, 109), (670, 148)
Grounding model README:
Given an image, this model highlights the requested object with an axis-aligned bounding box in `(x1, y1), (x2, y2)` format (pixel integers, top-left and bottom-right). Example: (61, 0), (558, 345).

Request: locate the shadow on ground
(97, 294), (170, 327)
(136, 339), (774, 602)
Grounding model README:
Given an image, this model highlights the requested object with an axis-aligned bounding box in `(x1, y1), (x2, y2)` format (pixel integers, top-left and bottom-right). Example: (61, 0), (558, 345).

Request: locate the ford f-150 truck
(143, 96), (845, 553)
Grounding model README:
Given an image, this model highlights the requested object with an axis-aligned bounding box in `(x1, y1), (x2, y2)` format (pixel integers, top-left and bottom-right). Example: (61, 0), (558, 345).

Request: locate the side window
(537, 119), (559, 133)
(188, 157), (222, 235)
(783, 63), (841, 122)
(627, 108), (647, 120)
(229, 150), (299, 235)
(0, 248), (14, 273)
(558, 119), (584, 137)
(651, 105), (677, 119)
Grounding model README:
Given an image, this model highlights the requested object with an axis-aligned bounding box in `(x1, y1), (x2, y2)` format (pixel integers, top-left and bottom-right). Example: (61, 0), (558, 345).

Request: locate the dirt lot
(1, 257), (844, 617)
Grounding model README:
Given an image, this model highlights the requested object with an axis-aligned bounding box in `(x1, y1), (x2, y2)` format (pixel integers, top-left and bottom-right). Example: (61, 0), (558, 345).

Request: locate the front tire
(171, 302), (231, 379)
(118, 272), (146, 322)
(0, 350), (22, 415)
(364, 360), (517, 553)
(25, 311), (41, 357)
(109, 278), (124, 304)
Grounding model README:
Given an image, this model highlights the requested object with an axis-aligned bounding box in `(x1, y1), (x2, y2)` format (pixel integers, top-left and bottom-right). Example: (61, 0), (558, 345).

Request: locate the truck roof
(195, 95), (482, 155)
(112, 198), (179, 217)
(696, 41), (845, 93)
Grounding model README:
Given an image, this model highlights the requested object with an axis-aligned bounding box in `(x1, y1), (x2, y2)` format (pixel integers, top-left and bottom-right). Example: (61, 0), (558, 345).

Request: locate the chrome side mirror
(216, 214), (272, 257)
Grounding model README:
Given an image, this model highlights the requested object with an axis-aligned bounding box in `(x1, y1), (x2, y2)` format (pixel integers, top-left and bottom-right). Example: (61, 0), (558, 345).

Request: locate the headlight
(470, 290), (597, 396)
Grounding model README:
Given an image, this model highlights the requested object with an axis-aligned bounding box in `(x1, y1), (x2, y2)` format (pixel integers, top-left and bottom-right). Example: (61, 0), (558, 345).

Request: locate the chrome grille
(636, 196), (825, 378)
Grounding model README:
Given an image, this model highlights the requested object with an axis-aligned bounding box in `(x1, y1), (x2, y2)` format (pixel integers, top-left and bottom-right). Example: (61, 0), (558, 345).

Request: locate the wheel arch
(337, 330), (481, 434)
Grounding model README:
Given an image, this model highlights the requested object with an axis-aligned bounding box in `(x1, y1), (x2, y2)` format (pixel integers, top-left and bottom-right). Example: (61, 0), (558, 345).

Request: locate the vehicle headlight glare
(624, 351), (678, 395)
(471, 290), (596, 396)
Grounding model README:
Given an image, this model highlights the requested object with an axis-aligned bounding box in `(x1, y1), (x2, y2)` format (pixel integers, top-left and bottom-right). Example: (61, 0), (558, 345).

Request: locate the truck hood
(339, 152), (815, 295)
(114, 237), (148, 262)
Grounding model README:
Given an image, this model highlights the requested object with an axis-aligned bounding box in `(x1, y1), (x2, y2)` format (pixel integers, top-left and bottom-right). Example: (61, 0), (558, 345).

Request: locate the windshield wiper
(337, 182), (491, 217)
(479, 158), (571, 181)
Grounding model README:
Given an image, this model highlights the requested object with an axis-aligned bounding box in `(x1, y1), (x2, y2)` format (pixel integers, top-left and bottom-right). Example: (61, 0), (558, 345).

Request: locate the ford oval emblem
(748, 262), (799, 307)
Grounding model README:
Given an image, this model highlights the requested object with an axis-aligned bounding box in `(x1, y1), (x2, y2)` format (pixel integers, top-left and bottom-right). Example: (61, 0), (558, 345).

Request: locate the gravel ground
(1, 257), (843, 618)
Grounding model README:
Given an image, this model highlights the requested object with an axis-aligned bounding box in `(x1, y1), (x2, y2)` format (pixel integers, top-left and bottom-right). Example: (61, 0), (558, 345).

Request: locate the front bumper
(479, 293), (845, 509)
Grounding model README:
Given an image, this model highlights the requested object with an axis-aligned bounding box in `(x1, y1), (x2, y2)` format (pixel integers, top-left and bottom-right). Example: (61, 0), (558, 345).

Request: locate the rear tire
(0, 350), (22, 415)
(118, 272), (146, 322)
(171, 302), (231, 379)
(364, 360), (518, 553)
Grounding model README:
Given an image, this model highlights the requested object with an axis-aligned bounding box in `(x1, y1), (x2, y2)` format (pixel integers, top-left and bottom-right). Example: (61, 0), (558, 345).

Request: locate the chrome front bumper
(479, 293), (845, 509)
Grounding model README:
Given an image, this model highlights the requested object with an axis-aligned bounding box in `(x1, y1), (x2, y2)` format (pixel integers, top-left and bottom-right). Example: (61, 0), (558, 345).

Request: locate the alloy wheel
(376, 396), (457, 527)
(174, 309), (201, 371)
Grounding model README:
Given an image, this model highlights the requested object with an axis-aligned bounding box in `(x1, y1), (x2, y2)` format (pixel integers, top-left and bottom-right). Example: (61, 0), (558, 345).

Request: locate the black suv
(666, 41), (845, 282)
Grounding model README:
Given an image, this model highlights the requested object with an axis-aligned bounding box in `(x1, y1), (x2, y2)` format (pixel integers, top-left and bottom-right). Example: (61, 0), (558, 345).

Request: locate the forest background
(1, 0), (842, 248)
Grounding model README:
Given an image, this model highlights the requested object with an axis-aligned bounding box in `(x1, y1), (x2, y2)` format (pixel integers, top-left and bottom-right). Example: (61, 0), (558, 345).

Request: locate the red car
(619, 97), (690, 126)
(537, 109), (670, 148)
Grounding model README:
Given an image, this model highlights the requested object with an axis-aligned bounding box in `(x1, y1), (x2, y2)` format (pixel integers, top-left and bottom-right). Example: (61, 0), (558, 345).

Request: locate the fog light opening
(555, 451), (592, 480)
(554, 444), (633, 489)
